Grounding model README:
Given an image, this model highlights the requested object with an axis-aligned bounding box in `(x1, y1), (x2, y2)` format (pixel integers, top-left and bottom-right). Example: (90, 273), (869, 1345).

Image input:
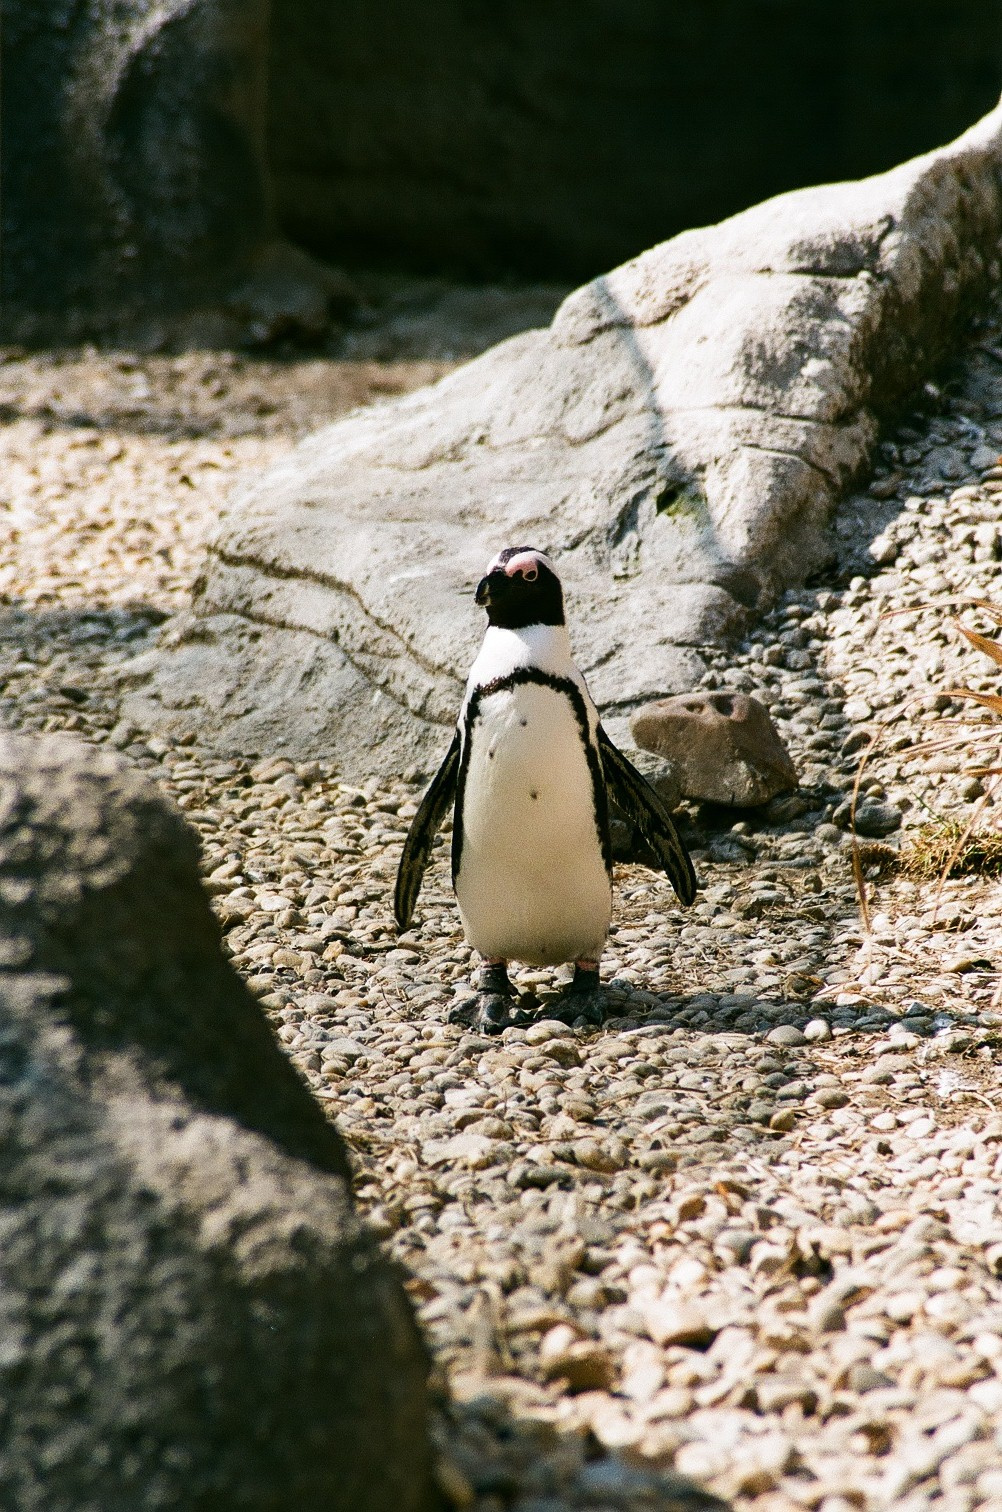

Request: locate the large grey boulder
(0, 734), (433, 1512)
(123, 105), (1002, 778)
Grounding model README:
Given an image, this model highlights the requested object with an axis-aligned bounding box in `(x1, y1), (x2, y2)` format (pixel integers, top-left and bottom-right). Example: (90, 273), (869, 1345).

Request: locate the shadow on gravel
(435, 1390), (731, 1512)
(0, 605), (162, 716)
(0, 360), (449, 442)
(0, 603), (167, 633)
(527, 980), (992, 1172)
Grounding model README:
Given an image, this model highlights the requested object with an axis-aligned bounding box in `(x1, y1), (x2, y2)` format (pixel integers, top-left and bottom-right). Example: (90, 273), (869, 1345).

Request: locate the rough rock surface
(631, 693), (797, 808)
(0, 733), (432, 1512)
(2, 0), (345, 343)
(124, 105), (1002, 778)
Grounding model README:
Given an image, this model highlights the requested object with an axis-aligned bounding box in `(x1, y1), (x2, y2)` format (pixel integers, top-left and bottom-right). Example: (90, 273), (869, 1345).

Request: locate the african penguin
(395, 546), (697, 1032)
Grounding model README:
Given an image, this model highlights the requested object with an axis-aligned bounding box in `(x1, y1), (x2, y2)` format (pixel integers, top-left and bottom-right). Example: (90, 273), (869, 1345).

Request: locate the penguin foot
(477, 961), (513, 996)
(449, 963), (536, 1033)
(551, 963), (606, 1028)
(551, 992), (605, 1028)
(474, 991), (537, 1035)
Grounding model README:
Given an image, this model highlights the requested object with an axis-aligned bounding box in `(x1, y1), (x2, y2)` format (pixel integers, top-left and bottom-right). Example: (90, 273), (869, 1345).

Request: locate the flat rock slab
(123, 106), (1002, 778)
(0, 733), (433, 1512)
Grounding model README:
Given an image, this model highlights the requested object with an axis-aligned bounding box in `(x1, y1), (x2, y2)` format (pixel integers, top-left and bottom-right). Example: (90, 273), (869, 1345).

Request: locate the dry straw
(848, 599), (1002, 931)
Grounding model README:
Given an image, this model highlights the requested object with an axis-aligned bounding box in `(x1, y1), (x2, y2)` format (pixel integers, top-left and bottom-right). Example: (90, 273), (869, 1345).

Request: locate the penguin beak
(475, 575), (492, 606)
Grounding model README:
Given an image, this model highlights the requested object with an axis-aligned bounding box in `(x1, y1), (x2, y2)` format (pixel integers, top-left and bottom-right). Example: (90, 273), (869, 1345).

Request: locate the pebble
(642, 1298), (716, 1348)
(524, 1020), (569, 1044)
(812, 1087), (849, 1109)
(539, 1328), (615, 1391)
(766, 1024), (806, 1047)
(808, 1292), (847, 1333)
(10, 301), (1002, 1512)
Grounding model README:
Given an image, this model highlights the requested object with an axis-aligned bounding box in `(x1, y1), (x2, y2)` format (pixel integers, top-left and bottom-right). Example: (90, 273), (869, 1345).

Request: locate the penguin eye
(522, 567), (538, 582)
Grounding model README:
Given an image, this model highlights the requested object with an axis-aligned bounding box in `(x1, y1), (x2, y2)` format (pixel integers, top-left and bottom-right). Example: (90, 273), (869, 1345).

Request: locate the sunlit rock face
(124, 107), (1002, 778)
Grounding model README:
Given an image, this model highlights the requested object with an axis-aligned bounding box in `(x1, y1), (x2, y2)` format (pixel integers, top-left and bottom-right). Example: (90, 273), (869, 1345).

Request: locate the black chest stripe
(452, 666), (611, 882)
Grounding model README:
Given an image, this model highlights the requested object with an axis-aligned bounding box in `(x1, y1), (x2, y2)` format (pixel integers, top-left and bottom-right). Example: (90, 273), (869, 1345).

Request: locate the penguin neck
(473, 622), (575, 684)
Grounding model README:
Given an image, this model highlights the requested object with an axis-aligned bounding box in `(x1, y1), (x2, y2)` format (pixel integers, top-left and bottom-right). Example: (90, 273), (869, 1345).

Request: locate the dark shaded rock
(631, 692), (797, 807)
(269, 0), (1002, 279)
(762, 792), (811, 825)
(227, 240), (360, 345)
(1, 1), (345, 343)
(628, 748), (684, 813)
(832, 798), (903, 837)
(0, 733), (433, 1512)
(857, 803), (903, 838)
(343, 278), (572, 363)
(122, 105), (1002, 777)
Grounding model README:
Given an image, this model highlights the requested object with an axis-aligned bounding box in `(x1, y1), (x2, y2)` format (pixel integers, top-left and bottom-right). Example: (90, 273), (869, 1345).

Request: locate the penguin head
(475, 547), (565, 629)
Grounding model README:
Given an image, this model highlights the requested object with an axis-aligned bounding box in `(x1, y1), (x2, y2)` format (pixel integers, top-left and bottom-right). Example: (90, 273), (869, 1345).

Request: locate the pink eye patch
(487, 548), (556, 581)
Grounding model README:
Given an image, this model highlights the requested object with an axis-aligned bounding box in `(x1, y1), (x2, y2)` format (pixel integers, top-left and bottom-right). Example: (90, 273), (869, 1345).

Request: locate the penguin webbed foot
(474, 991), (537, 1034)
(449, 962), (538, 1034)
(551, 963), (606, 1028)
(449, 990), (537, 1034)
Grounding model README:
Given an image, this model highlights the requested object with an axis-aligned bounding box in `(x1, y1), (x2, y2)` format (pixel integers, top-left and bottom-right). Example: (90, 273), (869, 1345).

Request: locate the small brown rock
(766, 1023), (806, 1047)
(573, 1138), (628, 1173)
(538, 1236), (587, 1295)
(538, 1332), (615, 1392)
(471, 1116), (516, 1140)
(754, 1373), (819, 1413)
(536, 1038), (582, 1068)
(643, 1298), (717, 1348)
(671, 1191), (707, 1222)
(812, 1088), (849, 1110)
(630, 691), (797, 807)
(808, 1293), (846, 1333)
(561, 1096), (597, 1123)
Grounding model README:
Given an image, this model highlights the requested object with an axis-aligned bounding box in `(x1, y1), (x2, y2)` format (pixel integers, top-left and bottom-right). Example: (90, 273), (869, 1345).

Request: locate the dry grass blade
(964, 598), (1002, 627)
(844, 696), (966, 929)
(879, 596), (1002, 624)
(847, 722), (887, 933)
(932, 781), (1000, 911)
(943, 688), (1002, 715)
(952, 622), (1002, 668)
(901, 602), (1002, 897)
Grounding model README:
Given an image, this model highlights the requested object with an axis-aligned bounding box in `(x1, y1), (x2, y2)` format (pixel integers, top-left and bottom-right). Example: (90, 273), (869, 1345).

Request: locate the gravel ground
(5, 293), (1002, 1512)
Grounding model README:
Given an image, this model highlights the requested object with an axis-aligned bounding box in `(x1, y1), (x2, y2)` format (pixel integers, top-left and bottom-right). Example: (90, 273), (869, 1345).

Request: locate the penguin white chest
(455, 682), (611, 966)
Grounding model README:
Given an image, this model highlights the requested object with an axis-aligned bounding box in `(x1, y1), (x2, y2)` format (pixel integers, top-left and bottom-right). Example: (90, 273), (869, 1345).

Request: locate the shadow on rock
(0, 732), (435, 1512)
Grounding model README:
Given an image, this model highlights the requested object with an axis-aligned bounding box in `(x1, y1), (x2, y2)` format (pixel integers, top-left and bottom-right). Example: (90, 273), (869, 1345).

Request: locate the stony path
(4, 298), (1002, 1512)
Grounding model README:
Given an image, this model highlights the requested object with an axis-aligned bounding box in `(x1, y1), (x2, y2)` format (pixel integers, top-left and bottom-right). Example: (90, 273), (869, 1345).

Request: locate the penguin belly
(455, 683), (611, 966)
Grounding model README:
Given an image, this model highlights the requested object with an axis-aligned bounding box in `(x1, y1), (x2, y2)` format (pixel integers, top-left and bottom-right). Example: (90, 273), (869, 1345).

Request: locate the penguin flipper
(394, 731), (461, 930)
(597, 727), (698, 905)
